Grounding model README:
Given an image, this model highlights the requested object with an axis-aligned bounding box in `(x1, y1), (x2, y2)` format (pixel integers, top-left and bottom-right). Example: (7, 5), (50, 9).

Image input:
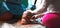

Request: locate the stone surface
(0, 23), (46, 28)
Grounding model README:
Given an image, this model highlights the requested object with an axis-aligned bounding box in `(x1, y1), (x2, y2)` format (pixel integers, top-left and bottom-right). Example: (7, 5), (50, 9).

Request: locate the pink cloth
(42, 13), (60, 28)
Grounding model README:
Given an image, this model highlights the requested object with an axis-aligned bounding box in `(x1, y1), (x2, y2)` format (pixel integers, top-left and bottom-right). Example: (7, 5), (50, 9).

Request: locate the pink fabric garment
(42, 13), (60, 28)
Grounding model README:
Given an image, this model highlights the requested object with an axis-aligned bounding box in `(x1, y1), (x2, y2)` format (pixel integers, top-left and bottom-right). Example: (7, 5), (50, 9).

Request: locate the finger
(31, 16), (35, 19)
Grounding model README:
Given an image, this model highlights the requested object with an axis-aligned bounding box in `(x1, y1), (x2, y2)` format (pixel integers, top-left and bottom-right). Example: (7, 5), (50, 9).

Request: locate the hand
(17, 10), (34, 25)
(31, 14), (44, 19)
(23, 10), (33, 19)
(31, 15), (38, 19)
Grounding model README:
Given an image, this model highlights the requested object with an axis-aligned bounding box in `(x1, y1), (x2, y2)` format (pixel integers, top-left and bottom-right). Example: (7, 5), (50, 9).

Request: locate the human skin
(0, 12), (13, 21)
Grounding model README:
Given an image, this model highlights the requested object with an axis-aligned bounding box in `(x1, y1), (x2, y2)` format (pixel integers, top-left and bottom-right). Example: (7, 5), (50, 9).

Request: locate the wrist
(34, 15), (38, 18)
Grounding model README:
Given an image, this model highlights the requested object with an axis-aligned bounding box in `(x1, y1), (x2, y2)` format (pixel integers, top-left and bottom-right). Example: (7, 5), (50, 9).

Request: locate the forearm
(32, 0), (47, 14)
(32, 7), (47, 14)
(34, 13), (45, 18)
